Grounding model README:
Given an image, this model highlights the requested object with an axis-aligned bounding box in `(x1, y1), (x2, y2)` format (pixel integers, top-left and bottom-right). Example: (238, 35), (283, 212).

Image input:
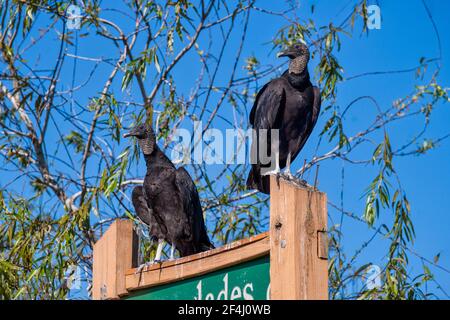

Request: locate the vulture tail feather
(246, 166), (270, 195)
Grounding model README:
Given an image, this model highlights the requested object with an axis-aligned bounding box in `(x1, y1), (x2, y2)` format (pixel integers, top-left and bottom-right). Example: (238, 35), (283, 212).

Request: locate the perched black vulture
(124, 124), (214, 261)
(131, 185), (165, 246)
(247, 43), (321, 194)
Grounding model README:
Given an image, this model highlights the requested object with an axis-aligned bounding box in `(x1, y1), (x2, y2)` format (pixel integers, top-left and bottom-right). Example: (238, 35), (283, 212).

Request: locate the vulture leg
(283, 152), (295, 180)
(169, 243), (176, 260)
(134, 261), (154, 274)
(154, 238), (164, 263)
(134, 238), (162, 274)
(262, 150), (281, 176)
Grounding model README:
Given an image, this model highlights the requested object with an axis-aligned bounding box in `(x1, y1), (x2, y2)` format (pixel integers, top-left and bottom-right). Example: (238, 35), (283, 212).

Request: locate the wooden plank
(92, 219), (138, 300)
(269, 177), (328, 300)
(124, 232), (269, 293)
(317, 230), (328, 260)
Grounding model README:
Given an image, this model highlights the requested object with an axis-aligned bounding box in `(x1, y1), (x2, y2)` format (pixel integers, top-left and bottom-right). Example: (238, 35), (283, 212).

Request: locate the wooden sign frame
(92, 177), (328, 300)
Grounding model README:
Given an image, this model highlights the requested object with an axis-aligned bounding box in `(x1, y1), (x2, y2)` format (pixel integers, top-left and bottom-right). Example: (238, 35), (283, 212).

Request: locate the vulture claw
(262, 170), (281, 189)
(261, 169), (281, 177)
(134, 261), (154, 274)
(282, 171), (295, 181)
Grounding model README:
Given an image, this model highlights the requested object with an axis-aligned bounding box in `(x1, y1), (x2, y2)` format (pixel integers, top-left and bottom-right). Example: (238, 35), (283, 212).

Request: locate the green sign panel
(126, 256), (270, 300)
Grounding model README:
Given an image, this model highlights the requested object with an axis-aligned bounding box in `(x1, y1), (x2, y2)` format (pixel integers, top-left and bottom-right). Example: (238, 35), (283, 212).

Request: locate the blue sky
(3, 0), (449, 298)
(170, 0), (450, 297)
(178, 0), (450, 297)
(302, 0), (450, 297)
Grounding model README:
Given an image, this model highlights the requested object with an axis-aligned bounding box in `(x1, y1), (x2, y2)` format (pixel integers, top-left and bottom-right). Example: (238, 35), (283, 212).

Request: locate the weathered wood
(269, 176), (328, 300)
(317, 230), (328, 260)
(92, 219), (138, 300)
(92, 177), (329, 300)
(125, 232), (269, 293)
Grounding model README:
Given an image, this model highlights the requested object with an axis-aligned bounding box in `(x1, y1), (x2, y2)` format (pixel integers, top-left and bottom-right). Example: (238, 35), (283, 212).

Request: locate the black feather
(128, 126), (214, 258)
(247, 65), (321, 194)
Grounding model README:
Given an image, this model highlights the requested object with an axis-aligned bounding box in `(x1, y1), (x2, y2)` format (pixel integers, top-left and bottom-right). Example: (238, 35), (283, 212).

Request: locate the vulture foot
(134, 261), (155, 274)
(261, 166), (281, 177)
(262, 170), (282, 188)
(282, 171), (295, 181)
(285, 177), (309, 189)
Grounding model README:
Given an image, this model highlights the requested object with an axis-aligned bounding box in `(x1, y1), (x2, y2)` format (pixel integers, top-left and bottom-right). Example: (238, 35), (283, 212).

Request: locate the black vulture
(246, 43), (321, 194)
(131, 185), (167, 257)
(124, 124), (214, 262)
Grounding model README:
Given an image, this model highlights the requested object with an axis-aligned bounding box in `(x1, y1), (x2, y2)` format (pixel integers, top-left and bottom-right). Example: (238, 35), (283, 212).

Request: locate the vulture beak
(277, 48), (297, 58)
(123, 130), (138, 138)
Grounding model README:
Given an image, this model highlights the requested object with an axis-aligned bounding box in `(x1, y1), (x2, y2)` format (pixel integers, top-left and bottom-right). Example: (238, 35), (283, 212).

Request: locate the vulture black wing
(247, 78), (287, 193)
(175, 167), (213, 252)
(312, 86), (322, 125)
(284, 85), (322, 164)
(249, 79), (286, 129)
(249, 83), (268, 126)
(131, 185), (165, 240)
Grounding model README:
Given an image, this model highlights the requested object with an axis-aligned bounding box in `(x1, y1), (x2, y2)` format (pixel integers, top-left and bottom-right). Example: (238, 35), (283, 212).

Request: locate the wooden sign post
(92, 177), (328, 300)
(269, 176), (328, 300)
(92, 220), (138, 299)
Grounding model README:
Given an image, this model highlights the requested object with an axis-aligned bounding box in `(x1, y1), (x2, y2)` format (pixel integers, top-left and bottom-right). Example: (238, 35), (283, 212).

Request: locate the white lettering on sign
(243, 283), (254, 300)
(217, 273), (229, 299)
(194, 272), (268, 300)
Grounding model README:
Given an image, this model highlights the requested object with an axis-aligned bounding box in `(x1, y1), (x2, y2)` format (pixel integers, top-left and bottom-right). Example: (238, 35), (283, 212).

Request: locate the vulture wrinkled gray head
(277, 43), (310, 75)
(123, 123), (156, 155)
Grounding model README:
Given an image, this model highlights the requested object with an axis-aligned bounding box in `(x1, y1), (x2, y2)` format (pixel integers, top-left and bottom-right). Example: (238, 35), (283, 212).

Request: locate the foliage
(0, 0), (448, 299)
